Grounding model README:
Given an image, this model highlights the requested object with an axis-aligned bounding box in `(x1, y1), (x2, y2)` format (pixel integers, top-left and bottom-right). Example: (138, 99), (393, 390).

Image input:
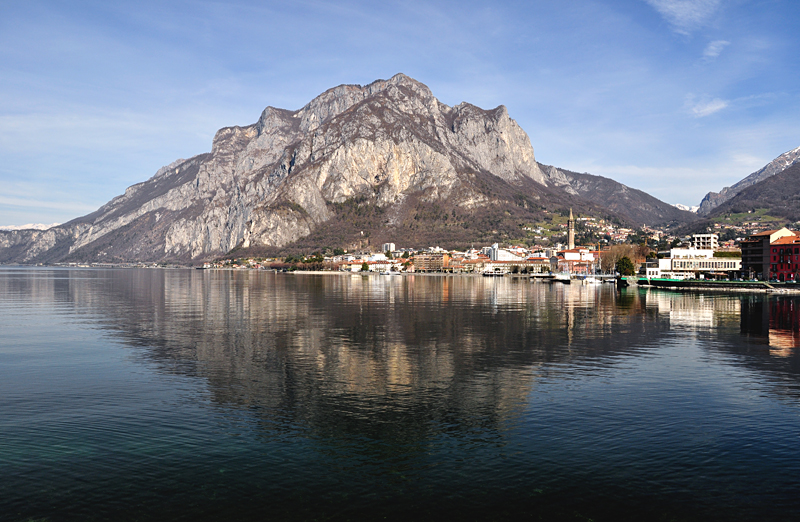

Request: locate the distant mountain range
(0, 74), (697, 264)
(0, 223), (60, 231)
(673, 204), (699, 213)
(698, 146), (800, 215)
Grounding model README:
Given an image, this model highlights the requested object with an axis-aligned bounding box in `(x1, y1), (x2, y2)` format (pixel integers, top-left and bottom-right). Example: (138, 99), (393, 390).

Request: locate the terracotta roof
(771, 236), (800, 245)
(752, 228), (797, 237)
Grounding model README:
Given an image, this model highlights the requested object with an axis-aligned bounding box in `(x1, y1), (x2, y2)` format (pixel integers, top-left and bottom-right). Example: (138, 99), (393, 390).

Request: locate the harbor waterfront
(2, 267), (800, 521)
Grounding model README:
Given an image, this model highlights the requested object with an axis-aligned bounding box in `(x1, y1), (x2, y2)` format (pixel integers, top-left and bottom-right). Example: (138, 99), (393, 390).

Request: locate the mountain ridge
(707, 161), (800, 222)
(698, 146), (800, 215)
(0, 74), (695, 264)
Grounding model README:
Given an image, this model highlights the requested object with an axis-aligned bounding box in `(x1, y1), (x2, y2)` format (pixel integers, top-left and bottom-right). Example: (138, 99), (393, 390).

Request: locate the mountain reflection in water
(1, 268), (799, 522)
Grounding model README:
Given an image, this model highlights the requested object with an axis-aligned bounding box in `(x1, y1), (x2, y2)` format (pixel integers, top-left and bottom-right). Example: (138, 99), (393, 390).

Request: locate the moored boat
(553, 272), (571, 283)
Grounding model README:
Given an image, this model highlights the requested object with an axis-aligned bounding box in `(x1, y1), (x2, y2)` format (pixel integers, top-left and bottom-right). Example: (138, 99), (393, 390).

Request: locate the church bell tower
(567, 209), (575, 250)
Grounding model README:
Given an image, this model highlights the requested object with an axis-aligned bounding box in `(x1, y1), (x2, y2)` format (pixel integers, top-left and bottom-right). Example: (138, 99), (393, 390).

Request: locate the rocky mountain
(707, 161), (800, 222)
(698, 146), (800, 215)
(0, 74), (694, 264)
(538, 164), (695, 227)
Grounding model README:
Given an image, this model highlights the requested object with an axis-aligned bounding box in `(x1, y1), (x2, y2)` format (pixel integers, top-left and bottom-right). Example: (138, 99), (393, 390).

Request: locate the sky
(1, 0), (799, 225)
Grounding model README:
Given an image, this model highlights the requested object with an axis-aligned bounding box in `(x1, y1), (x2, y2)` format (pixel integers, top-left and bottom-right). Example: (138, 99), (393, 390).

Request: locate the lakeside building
(740, 228), (797, 280)
(480, 257), (552, 275)
(339, 259), (403, 272)
(488, 243), (525, 262)
(768, 235), (800, 282)
(643, 247), (742, 280)
(414, 252), (450, 272)
(555, 247), (598, 275)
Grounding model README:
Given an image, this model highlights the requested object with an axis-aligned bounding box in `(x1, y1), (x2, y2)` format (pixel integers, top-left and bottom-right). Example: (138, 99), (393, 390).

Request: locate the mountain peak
(0, 75), (693, 264)
(698, 145), (800, 214)
(291, 73), (435, 133)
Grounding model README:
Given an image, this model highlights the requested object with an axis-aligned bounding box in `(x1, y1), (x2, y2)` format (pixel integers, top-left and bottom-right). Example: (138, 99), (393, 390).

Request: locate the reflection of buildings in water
(768, 299), (799, 356)
(741, 296), (800, 357)
(647, 290), (741, 331)
(769, 331), (797, 357)
(480, 278), (619, 348)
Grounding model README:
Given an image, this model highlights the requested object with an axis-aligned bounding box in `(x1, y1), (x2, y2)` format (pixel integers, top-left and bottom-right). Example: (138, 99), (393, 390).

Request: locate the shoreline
(633, 277), (800, 294)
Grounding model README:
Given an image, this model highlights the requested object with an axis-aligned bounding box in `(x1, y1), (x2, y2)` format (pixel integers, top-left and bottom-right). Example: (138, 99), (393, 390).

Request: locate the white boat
(553, 272), (571, 283)
(583, 276), (601, 284)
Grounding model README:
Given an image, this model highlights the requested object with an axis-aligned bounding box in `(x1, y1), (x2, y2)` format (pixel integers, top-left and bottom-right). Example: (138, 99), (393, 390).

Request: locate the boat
(553, 272), (571, 283)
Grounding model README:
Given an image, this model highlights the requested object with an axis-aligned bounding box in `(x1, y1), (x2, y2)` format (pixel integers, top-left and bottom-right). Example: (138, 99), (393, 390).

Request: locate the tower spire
(567, 208), (575, 250)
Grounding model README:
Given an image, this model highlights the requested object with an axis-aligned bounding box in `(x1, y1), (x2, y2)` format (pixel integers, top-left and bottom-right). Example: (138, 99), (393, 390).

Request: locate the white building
(489, 243), (524, 262)
(382, 243), (396, 253)
(642, 247), (741, 279)
(691, 234), (719, 250)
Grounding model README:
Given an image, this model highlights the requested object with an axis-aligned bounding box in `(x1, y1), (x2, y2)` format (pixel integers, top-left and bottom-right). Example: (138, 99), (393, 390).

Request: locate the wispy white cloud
(684, 93), (729, 117)
(645, 0), (721, 34)
(692, 98), (728, 117)
(703, 39), (730, 59)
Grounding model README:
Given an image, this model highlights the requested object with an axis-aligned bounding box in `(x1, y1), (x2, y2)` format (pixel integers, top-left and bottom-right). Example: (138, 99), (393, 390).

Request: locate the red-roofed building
(740, 227), (796, 279)
(556, 247), (598, 275)
(768, 235), (800, 281)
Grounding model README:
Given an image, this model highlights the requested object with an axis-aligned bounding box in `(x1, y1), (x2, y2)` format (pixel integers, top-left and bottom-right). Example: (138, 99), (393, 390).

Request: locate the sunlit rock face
(0, 74), (554, 263)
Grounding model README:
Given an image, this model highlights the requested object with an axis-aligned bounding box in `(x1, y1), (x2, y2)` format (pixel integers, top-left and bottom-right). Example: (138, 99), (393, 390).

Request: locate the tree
(616, 256), (635, 276)
(401, 251), (410, 259)
(361, 262), (369, 272)
(600, 244), (634, 273)
(333, 247), (345, 256)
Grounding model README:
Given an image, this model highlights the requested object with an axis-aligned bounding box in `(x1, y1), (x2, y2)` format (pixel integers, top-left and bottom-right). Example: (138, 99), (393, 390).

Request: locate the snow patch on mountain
(0, 223), (60, 231)
(673, 204), (699, 213)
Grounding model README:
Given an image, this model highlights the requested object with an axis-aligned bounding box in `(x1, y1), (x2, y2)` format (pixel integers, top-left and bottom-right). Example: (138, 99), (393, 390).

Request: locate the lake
(1, 268), (799, 521)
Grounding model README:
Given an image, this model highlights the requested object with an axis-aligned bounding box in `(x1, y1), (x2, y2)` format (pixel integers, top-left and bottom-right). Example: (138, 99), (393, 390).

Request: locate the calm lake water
(2, 268), (800, 521)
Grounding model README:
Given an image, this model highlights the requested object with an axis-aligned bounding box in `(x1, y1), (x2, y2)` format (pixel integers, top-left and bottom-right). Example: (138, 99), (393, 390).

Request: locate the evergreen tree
(616, 256), (635, 276)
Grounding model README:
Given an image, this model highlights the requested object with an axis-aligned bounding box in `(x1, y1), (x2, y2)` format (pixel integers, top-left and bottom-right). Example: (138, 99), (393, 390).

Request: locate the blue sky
(1, 0), (798, 225)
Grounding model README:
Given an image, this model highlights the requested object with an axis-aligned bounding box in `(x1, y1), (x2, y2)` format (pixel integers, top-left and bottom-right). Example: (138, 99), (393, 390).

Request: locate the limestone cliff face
(1, 74), (554, 263)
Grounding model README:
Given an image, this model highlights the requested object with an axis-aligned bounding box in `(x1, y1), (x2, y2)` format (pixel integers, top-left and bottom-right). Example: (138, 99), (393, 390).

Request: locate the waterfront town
(191, 210), (800, 283)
